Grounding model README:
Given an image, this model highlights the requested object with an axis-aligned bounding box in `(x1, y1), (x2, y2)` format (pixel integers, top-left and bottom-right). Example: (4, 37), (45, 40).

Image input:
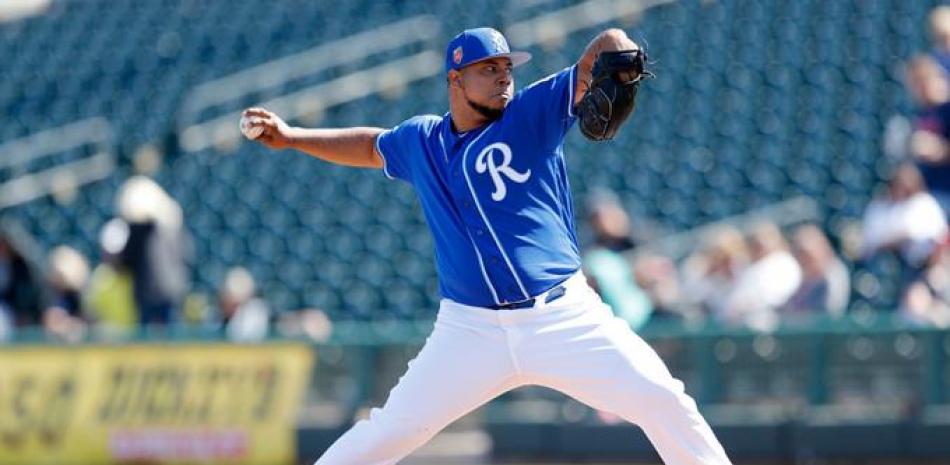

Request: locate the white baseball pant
(314, 271), (731, 465)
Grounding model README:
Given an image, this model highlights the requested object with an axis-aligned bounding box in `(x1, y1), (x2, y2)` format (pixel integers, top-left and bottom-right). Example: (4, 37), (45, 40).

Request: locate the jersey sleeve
(513, 64), (579, 146)
(375, 115), (436, 183)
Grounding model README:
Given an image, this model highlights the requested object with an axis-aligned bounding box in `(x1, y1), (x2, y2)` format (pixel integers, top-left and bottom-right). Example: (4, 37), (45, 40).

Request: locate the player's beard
(466, 95), (505, 121)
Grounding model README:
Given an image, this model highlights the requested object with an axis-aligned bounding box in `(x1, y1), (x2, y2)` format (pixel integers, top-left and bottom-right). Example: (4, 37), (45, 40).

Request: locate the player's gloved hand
(577, 49), (653, 141)
(242, 107), (294, 150)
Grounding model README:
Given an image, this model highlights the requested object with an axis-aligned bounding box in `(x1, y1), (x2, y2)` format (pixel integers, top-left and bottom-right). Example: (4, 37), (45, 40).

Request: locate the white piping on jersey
(440, 129), (500, 305)
(461, 122), (531, 301)
(375, 131), (396, 180)
(464, 228), (500, 305)
(437, 131), (449, 164)
(567, 64), (577, 118)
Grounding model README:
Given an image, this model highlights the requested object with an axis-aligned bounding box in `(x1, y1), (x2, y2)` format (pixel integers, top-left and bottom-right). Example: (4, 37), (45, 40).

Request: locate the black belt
(489, 285), (567, 310)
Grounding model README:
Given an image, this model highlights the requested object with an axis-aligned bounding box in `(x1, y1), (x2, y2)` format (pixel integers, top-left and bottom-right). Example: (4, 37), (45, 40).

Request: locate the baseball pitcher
(242, 27), (731, 465)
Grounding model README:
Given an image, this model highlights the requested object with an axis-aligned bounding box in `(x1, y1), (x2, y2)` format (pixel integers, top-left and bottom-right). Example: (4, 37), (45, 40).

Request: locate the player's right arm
(241, 107), (384, 169)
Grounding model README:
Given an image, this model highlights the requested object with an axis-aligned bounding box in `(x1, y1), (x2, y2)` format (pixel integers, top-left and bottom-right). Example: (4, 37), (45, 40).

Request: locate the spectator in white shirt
(218, 267), (270, 342)
(723, 222), (802, 329)
(680, 225), (750, 321)
(861, 163), (948, 269)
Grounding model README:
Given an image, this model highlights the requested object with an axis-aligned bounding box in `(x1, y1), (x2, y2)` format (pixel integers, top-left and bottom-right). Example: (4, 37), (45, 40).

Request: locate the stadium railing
(5, 313), (947, 409)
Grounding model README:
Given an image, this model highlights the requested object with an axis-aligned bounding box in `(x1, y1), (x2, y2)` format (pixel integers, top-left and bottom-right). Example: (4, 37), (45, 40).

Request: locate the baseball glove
(577, 49), (653, 141)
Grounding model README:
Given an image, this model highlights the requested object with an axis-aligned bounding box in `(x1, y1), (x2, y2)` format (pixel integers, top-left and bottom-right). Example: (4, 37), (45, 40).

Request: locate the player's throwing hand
(241, 107), (293, 149)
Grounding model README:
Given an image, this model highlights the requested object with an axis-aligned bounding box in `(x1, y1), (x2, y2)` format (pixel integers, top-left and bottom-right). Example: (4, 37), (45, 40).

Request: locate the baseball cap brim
(460, 51), (532, 70)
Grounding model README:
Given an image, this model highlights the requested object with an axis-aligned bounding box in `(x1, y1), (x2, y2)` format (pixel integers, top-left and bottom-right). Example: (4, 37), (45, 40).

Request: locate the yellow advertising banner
(0, 343), (314, 465)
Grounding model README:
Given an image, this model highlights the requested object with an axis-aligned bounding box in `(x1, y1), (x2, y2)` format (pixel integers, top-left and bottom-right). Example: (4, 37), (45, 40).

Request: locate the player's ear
(448, 70), (463, 89)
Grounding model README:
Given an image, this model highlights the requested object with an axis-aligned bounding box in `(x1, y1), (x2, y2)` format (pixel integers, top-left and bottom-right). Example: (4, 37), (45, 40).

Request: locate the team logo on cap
(453, 46), (463, 65)
(489, 30), (507, 52)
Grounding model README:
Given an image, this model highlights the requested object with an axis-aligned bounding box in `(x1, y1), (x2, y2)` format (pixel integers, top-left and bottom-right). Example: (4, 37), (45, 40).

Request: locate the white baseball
(240, 115), (265, 140)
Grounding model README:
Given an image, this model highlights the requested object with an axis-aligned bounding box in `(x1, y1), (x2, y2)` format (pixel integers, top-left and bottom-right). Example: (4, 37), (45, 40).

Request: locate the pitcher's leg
(522, 304), (731, 465)
(315, 316), (517, 465)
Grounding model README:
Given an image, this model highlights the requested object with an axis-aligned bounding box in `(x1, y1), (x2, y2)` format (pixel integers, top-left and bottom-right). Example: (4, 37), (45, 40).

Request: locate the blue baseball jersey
(376, 65), (581, 307)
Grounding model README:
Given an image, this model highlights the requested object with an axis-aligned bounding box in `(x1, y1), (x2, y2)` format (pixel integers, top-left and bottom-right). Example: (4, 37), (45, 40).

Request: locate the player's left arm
(574, 29), (641, 106)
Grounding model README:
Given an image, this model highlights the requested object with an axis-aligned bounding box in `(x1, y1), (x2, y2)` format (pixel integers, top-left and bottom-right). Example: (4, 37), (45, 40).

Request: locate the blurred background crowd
(586, 5), (950, 333)
(0, 174), (334, 342)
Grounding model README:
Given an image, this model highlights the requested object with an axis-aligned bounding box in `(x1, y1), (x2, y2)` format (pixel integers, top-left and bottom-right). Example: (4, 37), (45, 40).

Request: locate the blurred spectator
(586, 190), (638, 253)
(722, 222), (801, 329)
(218, 267), (270, 342)
(83, 218), (137, 336)
(680, 225), (749, 320)
(582, 191), (653, 329)
(0, 233), (42, 332)
(181, 292), (214, 327)
(905, 55), (950, 215)
(861, 164), (947, 269)
(929, 6), (950, 75)
(43, 245), (89, 341)
(116, 176), (190, 326)
(782, 224), (850, 318)
(632, 253), (684, 321)
(900, 238), (950, 327)
(277, 308), (334, 342)
(0, 298), (8, 340)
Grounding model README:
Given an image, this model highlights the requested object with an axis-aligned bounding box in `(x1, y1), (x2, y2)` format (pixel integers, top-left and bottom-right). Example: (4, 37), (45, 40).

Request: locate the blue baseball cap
(445, 28), (532, 73)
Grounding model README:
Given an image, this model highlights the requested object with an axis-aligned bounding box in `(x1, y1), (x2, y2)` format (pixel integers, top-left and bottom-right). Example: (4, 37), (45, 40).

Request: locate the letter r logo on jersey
(474, 143), (531, 201)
